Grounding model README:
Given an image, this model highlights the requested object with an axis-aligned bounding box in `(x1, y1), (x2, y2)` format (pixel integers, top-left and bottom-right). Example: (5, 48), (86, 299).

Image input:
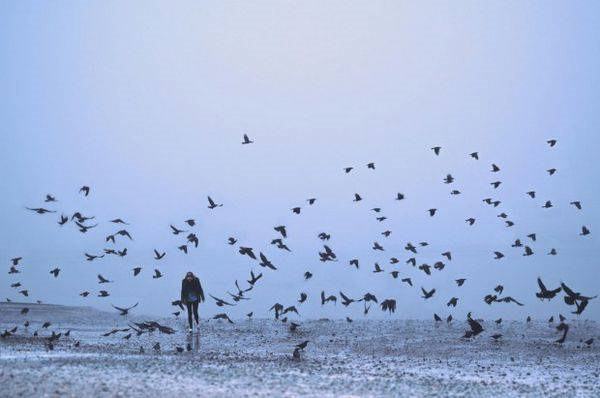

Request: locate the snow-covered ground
(0, 302), (599, 397)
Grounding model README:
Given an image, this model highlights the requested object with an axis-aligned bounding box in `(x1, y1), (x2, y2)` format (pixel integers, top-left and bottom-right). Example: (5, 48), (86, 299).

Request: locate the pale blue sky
(1, 1), (599, 320)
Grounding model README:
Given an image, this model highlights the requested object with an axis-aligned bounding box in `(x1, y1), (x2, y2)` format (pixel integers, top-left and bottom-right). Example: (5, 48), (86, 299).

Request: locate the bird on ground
(555, 322), (569, 344)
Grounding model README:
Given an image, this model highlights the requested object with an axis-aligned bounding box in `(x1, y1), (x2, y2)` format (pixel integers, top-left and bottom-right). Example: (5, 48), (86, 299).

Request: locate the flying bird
(207, 196), (223, 209)
(242, 134), (253, 144)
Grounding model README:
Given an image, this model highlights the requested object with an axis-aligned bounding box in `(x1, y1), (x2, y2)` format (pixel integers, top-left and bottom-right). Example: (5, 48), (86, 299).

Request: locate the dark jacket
(181, 277), (205, 303)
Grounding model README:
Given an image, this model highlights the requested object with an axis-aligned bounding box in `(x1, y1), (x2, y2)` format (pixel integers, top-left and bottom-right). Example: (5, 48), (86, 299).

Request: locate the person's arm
(197, 279), (205, 303)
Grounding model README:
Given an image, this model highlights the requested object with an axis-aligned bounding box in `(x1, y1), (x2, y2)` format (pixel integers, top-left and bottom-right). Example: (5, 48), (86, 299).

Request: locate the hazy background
(1, 1), (598, 320)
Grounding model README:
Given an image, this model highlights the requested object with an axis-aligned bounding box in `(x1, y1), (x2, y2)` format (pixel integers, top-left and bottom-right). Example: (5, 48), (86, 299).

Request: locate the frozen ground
(0, 303), (599, 397)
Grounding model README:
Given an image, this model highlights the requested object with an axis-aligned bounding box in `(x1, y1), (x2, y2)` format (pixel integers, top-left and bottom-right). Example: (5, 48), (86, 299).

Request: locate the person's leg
(193, 302), (199, 325)
(186, 302), (193, 329)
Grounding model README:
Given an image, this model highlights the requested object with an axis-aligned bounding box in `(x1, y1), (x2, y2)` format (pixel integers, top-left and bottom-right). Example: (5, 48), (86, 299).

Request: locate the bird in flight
(207, 196), (223, 209)
(242, 134), (253, 144)
(111, 302), (139, 316)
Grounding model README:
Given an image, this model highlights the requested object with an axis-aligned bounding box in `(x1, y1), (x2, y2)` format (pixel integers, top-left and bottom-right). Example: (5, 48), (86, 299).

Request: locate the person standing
(180, 271), (205, 332)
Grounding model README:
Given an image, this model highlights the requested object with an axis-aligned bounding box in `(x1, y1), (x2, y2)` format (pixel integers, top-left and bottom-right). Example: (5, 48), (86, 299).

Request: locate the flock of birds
(2, 135), (597, 356)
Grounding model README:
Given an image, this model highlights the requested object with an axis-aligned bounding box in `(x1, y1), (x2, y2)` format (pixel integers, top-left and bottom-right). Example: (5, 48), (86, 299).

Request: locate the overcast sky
(1, 1), (599, 321)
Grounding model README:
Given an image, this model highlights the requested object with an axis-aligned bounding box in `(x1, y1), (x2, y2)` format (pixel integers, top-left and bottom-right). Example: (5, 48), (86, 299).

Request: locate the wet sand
(1, 303), (599, 397)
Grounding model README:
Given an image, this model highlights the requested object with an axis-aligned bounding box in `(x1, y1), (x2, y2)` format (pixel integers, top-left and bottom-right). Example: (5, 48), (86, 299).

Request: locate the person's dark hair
(185, 272), (194, 278)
